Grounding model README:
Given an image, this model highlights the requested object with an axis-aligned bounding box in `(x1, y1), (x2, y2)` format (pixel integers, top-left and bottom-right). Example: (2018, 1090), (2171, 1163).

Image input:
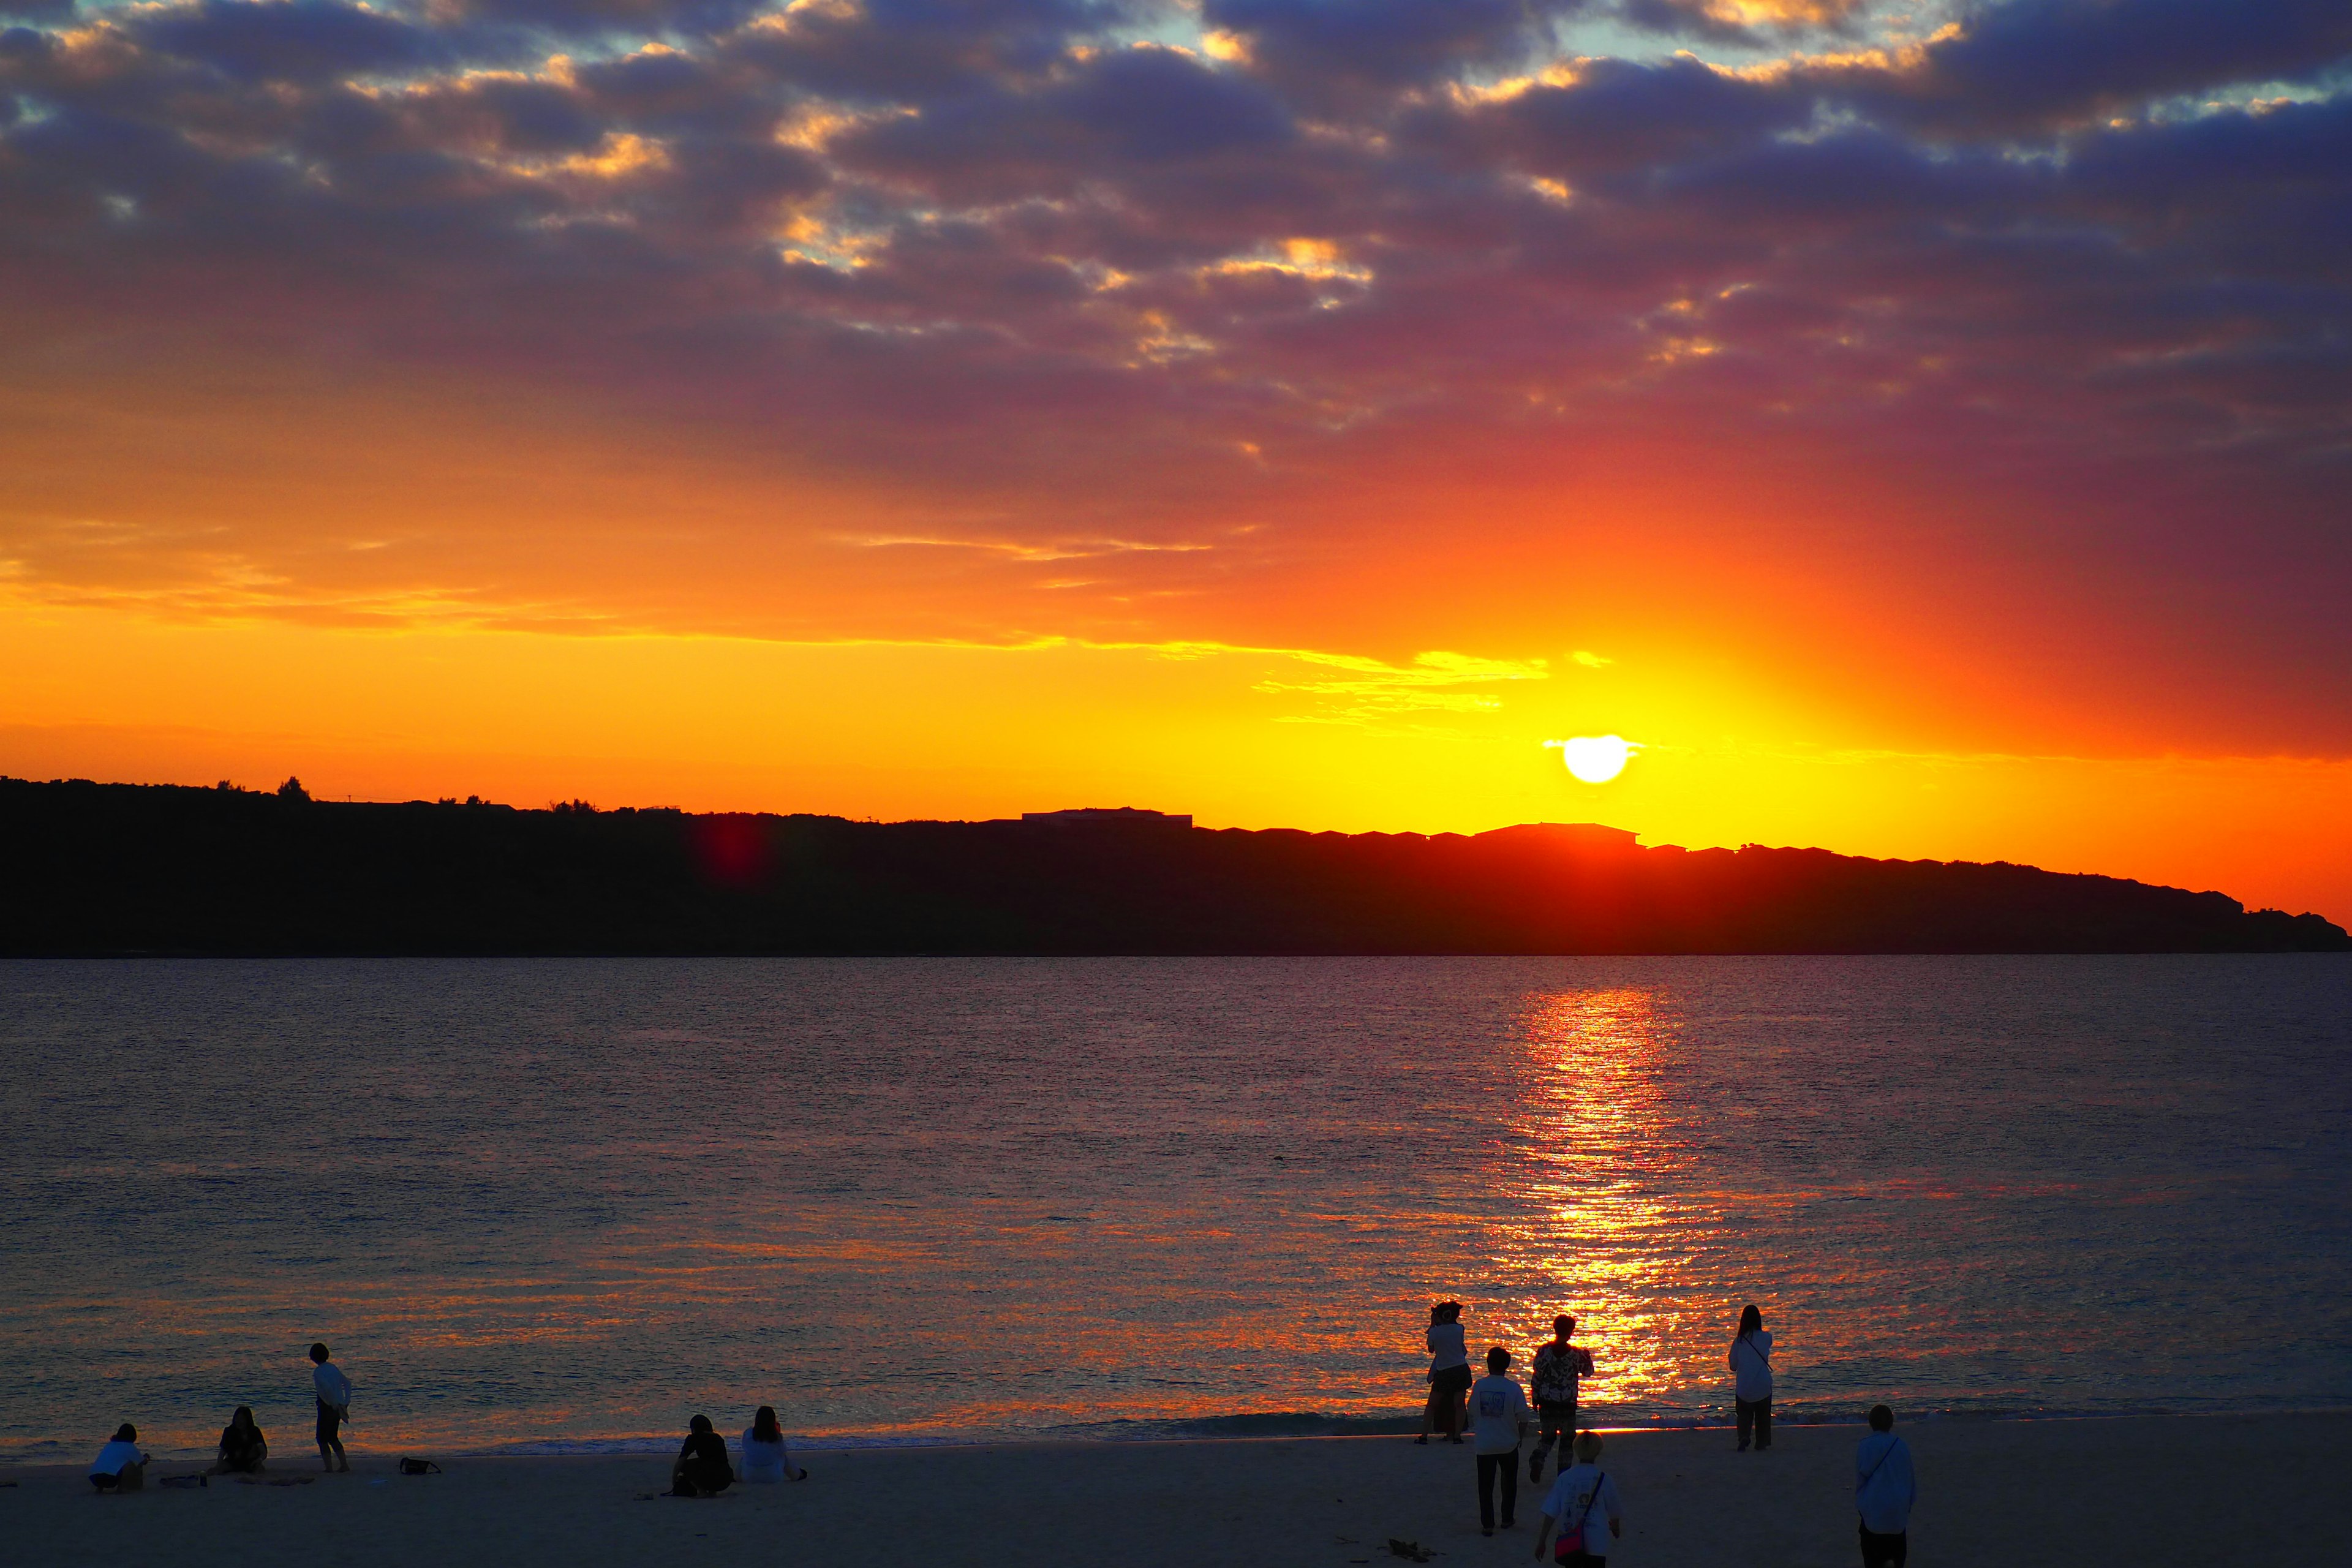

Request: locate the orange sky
(3, 1), (2348, 922)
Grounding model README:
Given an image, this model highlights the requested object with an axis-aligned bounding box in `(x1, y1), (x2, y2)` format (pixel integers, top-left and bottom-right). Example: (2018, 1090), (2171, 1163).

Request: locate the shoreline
(10, 1411), (2349, 1566)
(13, 1403), (2351, 1464)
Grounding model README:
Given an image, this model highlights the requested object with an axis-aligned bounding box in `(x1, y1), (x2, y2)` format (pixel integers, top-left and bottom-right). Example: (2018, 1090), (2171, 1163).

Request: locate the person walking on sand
(738, 1406), (807, 1483)
(88, 1423), (150, 1493)
(1528, 1314), (1594, 1483)
(1532, 1431), (1621, 1566)
(1729, 1304), (1773, 1452)
(1417, 1302), (1472, 1444)
(1855, 1404), (1917, 1567)
(1470, 1346), (1532, 1536)
(311, 1341), (353, 1472)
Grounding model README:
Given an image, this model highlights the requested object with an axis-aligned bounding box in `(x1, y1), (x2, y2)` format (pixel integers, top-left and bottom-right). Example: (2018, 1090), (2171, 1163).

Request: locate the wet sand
(6, 1412), (2346, 1566)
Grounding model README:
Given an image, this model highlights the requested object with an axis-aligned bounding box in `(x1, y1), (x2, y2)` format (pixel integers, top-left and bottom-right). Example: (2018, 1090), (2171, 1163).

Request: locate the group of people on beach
(84, 1340), (806, 1500)
(1420, 1300), (1918, 1567)
(86, 1343), (353, 1491)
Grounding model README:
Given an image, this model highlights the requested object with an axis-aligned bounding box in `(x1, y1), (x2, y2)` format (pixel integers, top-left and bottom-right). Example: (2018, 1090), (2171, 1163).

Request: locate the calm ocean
(2, 956), (2347, 1460)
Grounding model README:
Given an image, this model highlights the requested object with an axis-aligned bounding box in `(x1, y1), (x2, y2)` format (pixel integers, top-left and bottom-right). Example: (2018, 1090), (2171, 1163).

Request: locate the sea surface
(2, 956), (2348, 1460)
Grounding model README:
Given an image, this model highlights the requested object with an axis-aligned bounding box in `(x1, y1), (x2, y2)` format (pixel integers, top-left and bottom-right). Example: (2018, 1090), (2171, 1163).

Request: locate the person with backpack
(1468, 1346), (1532, 1535)
(1527, 1314), (1594, 1482)
(1531, 1431), (1621, 1565)
(1728, 1303), (1773, 1451)
(1855, 1404), (1918, 1566)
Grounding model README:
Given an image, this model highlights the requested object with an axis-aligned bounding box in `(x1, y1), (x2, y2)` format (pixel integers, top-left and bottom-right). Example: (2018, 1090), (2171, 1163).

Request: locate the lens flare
(1546, 735), (1640, 784)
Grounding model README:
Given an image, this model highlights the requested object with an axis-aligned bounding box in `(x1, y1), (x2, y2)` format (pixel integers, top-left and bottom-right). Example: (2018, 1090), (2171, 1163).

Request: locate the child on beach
(1531, 1432), (1621, 1566)
(88, 1424), (149, 1493)
(1417, 1302), (1472, 1444)
(1528, 1314), (1594, 1483)
(1729, 1305), (1773, 1452)
(671, 1415), (734, 1496)
(209, 1406), (268, 1475)
(738, 1406), (807, 1483)
(1469, 1346), (1532, 1536)
(1855, 1404), (1917, 1566)
(311, 1342), (353, 1472)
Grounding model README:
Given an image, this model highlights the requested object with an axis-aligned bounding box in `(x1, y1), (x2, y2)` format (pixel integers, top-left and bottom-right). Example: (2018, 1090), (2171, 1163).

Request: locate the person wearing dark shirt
(671, 1414), (734, 1497)
(209, 1406), (269, 1475)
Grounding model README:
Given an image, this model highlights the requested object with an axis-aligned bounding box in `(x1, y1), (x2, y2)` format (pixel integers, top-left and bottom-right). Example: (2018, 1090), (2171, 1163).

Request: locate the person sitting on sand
(209, 1406), (268, 1475)
(1729, 1305), (1773, 1452)
(671, 1414), (734, 1496)
(739, 1406), (807, 1483)
(1855, 1404), (1918, 1567)
(1532, 1431), (1621, 1566)
(1417, 1301), (1472, 1445)
(89, 1423), (150, 1493)
(311, 1342), (353, 1472)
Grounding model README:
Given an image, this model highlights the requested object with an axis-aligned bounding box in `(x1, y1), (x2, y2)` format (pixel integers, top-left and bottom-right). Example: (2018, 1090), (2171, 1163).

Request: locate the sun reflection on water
(1478, 988), (1708, 1416)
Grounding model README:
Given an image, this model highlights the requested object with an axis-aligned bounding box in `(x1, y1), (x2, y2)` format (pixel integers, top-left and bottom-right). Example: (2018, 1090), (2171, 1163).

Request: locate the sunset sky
(2, 0), (2348, 918)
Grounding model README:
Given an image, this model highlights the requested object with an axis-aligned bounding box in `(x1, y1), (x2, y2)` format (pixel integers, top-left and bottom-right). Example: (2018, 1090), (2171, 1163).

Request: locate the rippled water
(2, 956), (2347, 1459)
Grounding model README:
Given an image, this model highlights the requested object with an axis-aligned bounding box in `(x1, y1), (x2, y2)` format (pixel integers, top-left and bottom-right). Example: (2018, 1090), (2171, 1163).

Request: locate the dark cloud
(0, 0), (2346, 687)
(124, 1), (459, 84)
(1807, 0), (2352, 134)
(1204, 0), (1569, 98)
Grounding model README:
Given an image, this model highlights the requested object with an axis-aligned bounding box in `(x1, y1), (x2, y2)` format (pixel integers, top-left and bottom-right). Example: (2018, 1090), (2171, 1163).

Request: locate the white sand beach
(7, 1412), (2346, 1566)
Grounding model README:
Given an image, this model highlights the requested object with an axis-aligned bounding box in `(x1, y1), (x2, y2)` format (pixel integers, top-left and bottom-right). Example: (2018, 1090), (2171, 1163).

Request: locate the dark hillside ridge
(3, 778), (2344, 956)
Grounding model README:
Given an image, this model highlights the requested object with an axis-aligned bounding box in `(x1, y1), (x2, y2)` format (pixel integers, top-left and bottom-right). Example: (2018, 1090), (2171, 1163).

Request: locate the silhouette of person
(738, 1405), (807, 1483)
(1417, 1302), (1471, 1444)
(1730, 1305), (1773, 1452)
(209, 1406), (268, 1475)
(1532, 1431), (1621, 1565)
(1528, 1314), (1595, 1482)
(1469, 1346), (1532, 1536)
(1856, 1404), (1918, 1566)
(311, 1342), (353, 1472)
(89, 1423), (149, 1493)
(671, 1414), (733, 1496)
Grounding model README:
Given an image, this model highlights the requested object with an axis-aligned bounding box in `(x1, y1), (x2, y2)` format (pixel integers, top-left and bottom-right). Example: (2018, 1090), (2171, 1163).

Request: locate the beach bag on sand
(396, 1458), (443, 1475)
(1554, 1472), (1605, 1563)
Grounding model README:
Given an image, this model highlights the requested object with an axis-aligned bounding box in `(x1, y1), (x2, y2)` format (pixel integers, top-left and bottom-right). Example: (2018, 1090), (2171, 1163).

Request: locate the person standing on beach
(1532, 1431), (1621, 1566)
(1528, 1314), (1594, 1482)
(1855, 1404), (1917, 1566)
(1417, 1302), (1472, 1444)
(1469, 1346), (1532, 1536)
(310, 1341), (353, 1472)
(1728, 1304), (1773, 1452)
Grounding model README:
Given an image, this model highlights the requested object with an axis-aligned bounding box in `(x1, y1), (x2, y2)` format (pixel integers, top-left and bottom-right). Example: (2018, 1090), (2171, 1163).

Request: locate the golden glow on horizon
(1, 601), (2348, 921)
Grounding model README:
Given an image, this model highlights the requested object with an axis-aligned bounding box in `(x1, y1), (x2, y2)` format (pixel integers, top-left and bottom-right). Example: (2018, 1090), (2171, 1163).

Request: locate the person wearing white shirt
(88, 1423), (149, 1493)
(737, 1405), (807, 1483)
(1855, 1404), (1918, 1566)
(1728, 1303), (1774, 1452)
(1469, 1347), (1532, 1536)
(1417, 1302), (1472, 1445)
(310, 1341), (353, 1472)
(1532, 1431), (1622, 1566)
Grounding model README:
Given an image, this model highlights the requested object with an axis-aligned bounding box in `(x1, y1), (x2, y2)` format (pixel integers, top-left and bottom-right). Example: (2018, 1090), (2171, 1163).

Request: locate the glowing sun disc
(1549, 734), (1639, 784)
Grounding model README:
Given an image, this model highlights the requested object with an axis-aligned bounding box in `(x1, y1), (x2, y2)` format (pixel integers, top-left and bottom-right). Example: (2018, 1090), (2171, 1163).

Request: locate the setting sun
(1549, 736), (1640, 785)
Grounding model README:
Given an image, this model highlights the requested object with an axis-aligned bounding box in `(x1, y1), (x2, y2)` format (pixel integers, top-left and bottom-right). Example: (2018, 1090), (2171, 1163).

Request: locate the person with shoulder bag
(1531, 1431), (1622, 1566)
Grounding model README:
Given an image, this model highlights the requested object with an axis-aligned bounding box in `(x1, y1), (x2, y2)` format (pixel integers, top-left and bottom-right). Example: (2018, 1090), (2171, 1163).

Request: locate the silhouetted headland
(3, 777), (2343, 956)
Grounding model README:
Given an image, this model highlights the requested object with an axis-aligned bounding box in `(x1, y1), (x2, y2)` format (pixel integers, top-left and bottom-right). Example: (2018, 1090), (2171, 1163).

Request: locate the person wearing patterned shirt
(1527, 1314), (1595, 1482)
